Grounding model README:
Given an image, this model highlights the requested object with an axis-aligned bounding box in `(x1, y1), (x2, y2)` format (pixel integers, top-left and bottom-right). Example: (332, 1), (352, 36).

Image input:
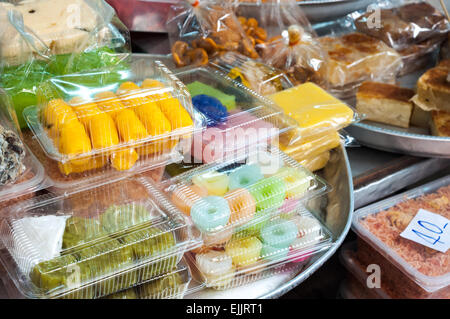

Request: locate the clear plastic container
(174, 66), (298, 164)
(0, 176), (202, 299)
(163, 145), (328, 247)
(186, 208), (332, 290)
(103, 259), (191, 299)
(352, 175), (450, 299)
(209, 52), (294, 96)
(339, 243), (391, 299)
(22, 58), (199, 194)
(0, 90), (45, 207)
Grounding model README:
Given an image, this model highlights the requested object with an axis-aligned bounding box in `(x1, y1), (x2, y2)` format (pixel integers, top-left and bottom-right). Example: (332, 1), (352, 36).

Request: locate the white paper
(400, 209), (450, 253)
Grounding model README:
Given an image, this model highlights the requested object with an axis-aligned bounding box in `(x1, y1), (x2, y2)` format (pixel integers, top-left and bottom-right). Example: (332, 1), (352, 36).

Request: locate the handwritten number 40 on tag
(411, 220), (448, 246)
(400, 209), (450, 253)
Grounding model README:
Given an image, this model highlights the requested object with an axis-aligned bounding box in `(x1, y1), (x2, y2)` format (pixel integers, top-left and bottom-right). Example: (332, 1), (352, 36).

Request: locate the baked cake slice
(416, 60), (450, 112)
(356, 81), (415, 128)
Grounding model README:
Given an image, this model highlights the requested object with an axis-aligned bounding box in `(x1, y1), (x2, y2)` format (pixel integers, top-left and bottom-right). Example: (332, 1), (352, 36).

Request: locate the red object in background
(107, 0), (179, 33)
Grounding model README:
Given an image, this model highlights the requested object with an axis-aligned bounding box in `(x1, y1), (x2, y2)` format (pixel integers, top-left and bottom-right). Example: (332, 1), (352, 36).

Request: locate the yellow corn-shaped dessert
(157, 97), (193, 131)
(43, 99), (78, 139)
(94, 91), (126, 119)
(58, 156), (107, 175)
(110, 148), (139, 171)
(117, 82), (172, 155)
(141, 79), (172, 101)
(70, 98), (102, 132)
(88, 112), (120, 151)
(115, 109), (148, 143)
(58, 120), (92, 169)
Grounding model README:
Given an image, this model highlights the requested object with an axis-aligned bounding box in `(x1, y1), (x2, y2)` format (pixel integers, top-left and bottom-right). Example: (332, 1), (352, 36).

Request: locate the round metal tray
(346, 122), (450, 159)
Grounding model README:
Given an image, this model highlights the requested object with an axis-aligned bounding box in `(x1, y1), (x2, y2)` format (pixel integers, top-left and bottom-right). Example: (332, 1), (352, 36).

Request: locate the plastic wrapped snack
(105, 260), (191, 299)
(0, 177), (202, 299)
(163, 145), (328, 251)
(441, 34), (450, 60)
(0, 91), (45, 209)
(354, 0), (449, 52)
(187, 209), (332, 290)
(352, 175), (450, 299)
(22, 58), (197, 194)
(236, 0), (328, 88)
(166, 0), (259, 68)
(318, 33), (403, 100)
(209, 52), (293, 96)
(176, 66), (297, 164)
(0, 0), (130, 129)
(268, 83), (357, 145)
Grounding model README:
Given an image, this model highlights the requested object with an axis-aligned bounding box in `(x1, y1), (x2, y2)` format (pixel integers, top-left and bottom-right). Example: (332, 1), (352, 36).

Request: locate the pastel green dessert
(249, 176), (287, 211)
(30, 255), (79, 292)
(187, 81), (236, 110)
(138, 272), (183, 298)
(62, 217), (107, 250)
(104, 288), (138, 299)
(100, 203), (151, 234)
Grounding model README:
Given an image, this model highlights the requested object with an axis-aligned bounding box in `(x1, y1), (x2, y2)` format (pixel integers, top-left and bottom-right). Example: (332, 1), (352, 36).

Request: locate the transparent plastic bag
(22, 58), (197, 194)
(166, 0), (259, 68)
(0, 0), (130, 129)
(235, 0), (329, 88)
(209, 51), (293, 96)
(268, 82), (358, 145)
(354, 0), (450, 51)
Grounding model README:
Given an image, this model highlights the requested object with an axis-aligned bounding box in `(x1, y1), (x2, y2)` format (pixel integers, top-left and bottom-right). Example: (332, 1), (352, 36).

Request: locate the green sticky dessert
(30, 255), (81, 291)
(62, 217), (108, 250)
(104, 288), (138, 299)
(74, 240), (135, 296)
(100, 203), (152, 234)
(138, 272), (182, 298)
(187, 81), (236, 110)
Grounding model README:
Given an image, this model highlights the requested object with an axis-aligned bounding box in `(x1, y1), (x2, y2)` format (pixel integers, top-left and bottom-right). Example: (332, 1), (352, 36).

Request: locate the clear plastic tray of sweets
(0, 176), (202, 299)
(163, 145), (328, 247)
(173, 66), (298, 164)
(104, 259), (191, 299)
(186, 208), (332, 290)
(22, 58), (199, 193)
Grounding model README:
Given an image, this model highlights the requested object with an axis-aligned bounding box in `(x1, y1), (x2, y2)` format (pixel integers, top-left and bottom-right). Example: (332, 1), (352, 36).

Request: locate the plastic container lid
(103, 258), (192, 299)
(174, 66), (298, 164)
(0, 176), (202, 299)
(352, 175), (450, 293)
(23, 58), (199, 194)
(163, 145), (328, 241)
(0, 91), (46, 204)
(186, 208), (332, 290)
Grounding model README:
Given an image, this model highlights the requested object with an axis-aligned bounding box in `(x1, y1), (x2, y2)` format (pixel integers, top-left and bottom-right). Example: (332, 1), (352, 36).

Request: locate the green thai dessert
(100, 203), (152, 234)
(62, 216), (107, 250)
(138, 272), (183, 298)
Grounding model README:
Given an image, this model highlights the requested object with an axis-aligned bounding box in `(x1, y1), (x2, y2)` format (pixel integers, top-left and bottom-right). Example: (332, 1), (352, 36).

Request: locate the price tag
(400, 209), (449, 253)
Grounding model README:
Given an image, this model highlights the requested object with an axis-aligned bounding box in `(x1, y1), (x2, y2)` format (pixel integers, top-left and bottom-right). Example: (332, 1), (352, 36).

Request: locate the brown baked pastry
(397, 38), (441, 76)
(416, 59), (450, 112)
(356, 81), (415, 128)
(318, 33), (402, 93)
(355, 2), (449, 50)
(441, 34), (450, 60)
(431, 110), (450, 136)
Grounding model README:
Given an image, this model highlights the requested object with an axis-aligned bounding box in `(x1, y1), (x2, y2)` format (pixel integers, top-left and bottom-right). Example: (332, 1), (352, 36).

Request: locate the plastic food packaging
(441, 34), (450, 60)
(339, 243), (391, 299)
(397, 38), (441, 76)
(175, 66), (297, 164)
(22, 58), (198, 194)
(318, 33), (403, 100)
(268, 82), (358, 145)
(352, 175), (450, 299)
(0, 0), (130, 129)
(186, 208), (332, 290)
(236, 0), (329, 88)
(0, 176), (202, 299)
(166, 0), (259, 68)
(209, 52), (293, 96)
(0, 91), (45, 209)
(354, 0), (450, 52)
(163, 145), (328, 251)
(104, 259), (191, 299)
